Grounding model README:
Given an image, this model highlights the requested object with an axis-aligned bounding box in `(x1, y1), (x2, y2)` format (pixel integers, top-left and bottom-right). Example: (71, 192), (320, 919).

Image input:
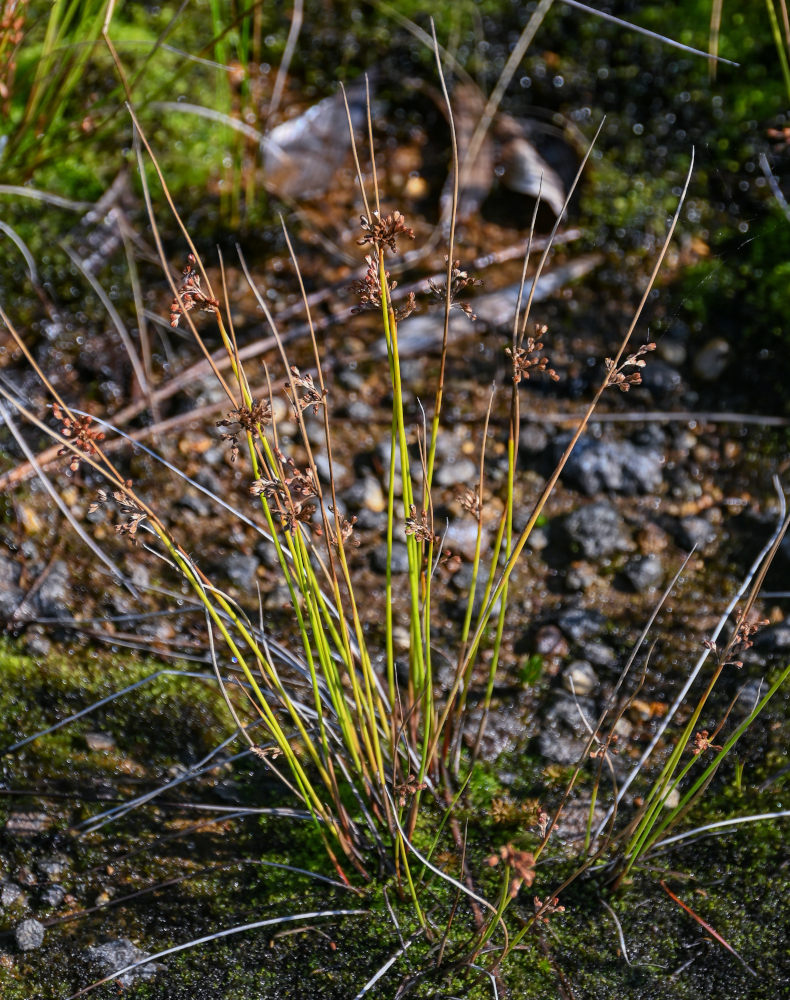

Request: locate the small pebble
(562, 660), (599, 697)
(15, 918), (45, 951)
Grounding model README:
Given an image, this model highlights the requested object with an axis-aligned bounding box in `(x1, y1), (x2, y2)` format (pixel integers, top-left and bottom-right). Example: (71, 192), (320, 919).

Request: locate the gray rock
(538, 695), (596, 765)
(693, 337), (731, 380)
(556, 607), (606, 642)
(344, 476), (386, 513)
(558, 435), (663, 496)
(639, 360), (684, 399)
(15, 918), (44, 951)
(564, 501), (631, 560)
(519, 421), (550, 454)
(371, 542), (409, 575)
(445, 518), (485, 561)
(36, 858), (66, 879)
(86, 938), (163, 985)
(313, 453), (347, 484)
(562, 660), (599, 697)
(1, 882), (24, 908)
(0, 555), (23, 618)
(218, 554), (259, 590)
(534, 624), (569, 657)
(39, 884), (66, 908)
(435, 458), (478, 488)
(675, 516), (717, 550)
(176, 490), (212, 517)
(34, 560), (72, 619)
(585, 642), (617, 669)
(624, 553), (664, 593)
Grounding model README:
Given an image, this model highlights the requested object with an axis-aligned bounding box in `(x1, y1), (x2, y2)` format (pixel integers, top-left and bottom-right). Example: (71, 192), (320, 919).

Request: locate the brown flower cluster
(357, 210), (414, 254)
(691, 730), (722, 755)
(487, 844), (536, 898)
(505, 325), (559, 384)
(533, 895), (565, 923)
(704, 611), (770, 668)
(605, 342), (656, 392)
(89, 482), (147, 540)
(288, 366), (326, 417)
(216, 399), (272, 462)
(393, 774), (428, 808)
(251, 455), (319, 534)
(457, 485), (481, 518)
(53, 404), (105, 473)
(428, 258), (483, 319)
(405, 504), (438, 544)
(350, 254), (416, 320)
(169, 254), (220, 328)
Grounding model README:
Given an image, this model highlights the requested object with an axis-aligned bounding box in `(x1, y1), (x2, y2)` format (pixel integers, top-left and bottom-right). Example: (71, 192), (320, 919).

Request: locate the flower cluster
(605, 342), (656, 392)
(169, 254), (220, 328)
(505, 324), (559, 384)
(350, 254), (416, 320)
(405, 504), (438, 544)
(357, 210), (414, 254)
(216, 399), (272, 462)
(53, 404), (105, 473)
(88, 482), (147, 540)
(428, 258), (482, 319)
(486, 844), (536, 898)
(288, 366), (326, 417)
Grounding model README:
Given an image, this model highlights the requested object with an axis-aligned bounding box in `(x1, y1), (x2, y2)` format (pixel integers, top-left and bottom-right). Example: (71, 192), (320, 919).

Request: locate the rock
(85, 732), (116, 752)
(36, 858), (66, 879)
(176, 490), (212, 517)
(564, 501), (631, 560)
(39, 884), (66, 908)
(584, 642), (617, 669)
(34, 560), (72, 618)
(565, 561), (597, 591)
(465, 701), (529, 761)
(344, 476), (386, 513)
(675, 516), (717, 550)
(538, 695), (596, 765)
(557, 435), (663, 496)
(562, 660), (599, 697)
(24, 626), (52, 658)
(556, 606), (607, 644)
(1, 883), (24, 908)
(624, 553), (664, 593)
(519, 421), (550, 454)
(693, 337), (731, 380)
(435, 458), (478, 488)
(15, 918), (45, 951)
(217, 553), (259, 590)
(444, 518), (484, 561)
(0, 555), (24, 618)
(528, 526), (549, 551)
(534, 625), (569, 657)
(639, 360), (684, 400)
(371, 542), (409, 575)
(86, 938), (163, 985)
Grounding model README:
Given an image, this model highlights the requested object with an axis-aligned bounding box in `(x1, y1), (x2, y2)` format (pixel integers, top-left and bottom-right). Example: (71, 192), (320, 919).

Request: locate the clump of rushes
(3, 56), (746, 984)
